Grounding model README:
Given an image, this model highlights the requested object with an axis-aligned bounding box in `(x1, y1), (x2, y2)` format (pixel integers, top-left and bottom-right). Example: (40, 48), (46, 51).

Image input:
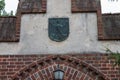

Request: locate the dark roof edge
(0, 16), (17, 18)
(102, 13), (120, 15)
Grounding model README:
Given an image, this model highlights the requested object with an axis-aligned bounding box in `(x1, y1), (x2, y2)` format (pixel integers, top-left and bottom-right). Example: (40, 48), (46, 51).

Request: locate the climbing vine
(106, 48), (120, 67)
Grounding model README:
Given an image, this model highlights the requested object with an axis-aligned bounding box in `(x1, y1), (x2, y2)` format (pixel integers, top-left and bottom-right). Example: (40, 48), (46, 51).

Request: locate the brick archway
(12, 55), (109, 80)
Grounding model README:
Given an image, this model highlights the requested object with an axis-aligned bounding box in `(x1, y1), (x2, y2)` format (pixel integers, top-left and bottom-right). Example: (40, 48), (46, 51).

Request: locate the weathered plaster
(0, 0), (120, 54)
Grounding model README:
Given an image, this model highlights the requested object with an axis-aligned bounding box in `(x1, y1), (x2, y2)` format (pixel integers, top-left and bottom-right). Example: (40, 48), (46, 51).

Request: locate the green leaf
(106, 48), (120, 68)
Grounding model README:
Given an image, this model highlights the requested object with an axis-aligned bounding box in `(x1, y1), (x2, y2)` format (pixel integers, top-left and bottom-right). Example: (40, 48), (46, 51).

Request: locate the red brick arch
(12, 55), (109, 80)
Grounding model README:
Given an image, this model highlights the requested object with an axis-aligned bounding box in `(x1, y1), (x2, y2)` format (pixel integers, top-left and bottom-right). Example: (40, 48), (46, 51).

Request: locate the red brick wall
(0, 54), (120, 80)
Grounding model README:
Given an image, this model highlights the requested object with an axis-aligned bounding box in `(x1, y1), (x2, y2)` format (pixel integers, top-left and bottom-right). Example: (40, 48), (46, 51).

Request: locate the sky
(5, 0), (18, 14)
(101, 0), (120, 13)
(4, 0), (120, 14)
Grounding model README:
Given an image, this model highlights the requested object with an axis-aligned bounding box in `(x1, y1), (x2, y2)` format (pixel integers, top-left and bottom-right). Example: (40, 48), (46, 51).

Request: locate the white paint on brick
(0, 0), (120, 55)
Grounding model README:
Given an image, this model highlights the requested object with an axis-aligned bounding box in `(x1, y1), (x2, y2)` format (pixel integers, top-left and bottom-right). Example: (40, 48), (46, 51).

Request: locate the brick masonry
(0, 0), (120, 80)
(0, 54), (120, 80)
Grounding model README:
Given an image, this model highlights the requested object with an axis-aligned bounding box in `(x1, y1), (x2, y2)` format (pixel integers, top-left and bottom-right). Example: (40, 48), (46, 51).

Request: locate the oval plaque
(49, 18), (69, 42)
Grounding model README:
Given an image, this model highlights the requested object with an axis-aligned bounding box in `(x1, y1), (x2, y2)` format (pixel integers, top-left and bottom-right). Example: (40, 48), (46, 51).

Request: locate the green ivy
(106, 48), (120, 67)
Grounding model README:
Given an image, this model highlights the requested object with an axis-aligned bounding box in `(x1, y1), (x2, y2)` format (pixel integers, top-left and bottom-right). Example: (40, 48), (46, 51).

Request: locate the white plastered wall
(0, 0), (120, 55)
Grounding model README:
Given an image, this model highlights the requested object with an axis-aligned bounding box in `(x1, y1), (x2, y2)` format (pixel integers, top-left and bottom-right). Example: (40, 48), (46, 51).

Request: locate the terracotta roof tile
(72, 0), (99, 12)
(17, 0), (46, 13)
(0, 17), (16, 41)
(102, 14), (120, 40)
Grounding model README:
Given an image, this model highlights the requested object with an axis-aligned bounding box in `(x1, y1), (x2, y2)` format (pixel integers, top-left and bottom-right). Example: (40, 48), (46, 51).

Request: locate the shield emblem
(49, 18), (69, 42)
